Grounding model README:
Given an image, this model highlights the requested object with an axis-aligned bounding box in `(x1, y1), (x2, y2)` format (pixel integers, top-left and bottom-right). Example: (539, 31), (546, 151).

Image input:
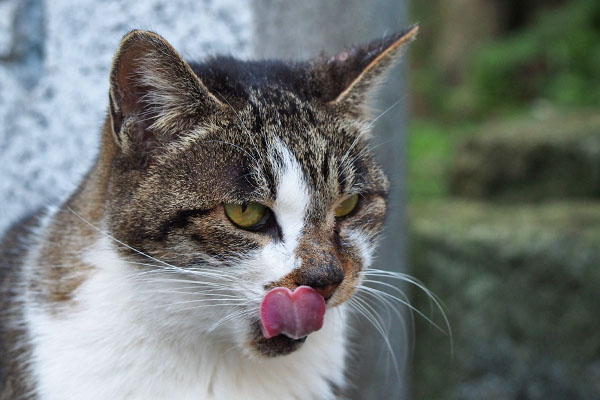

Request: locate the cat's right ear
(108, 30), (223, 160)
(311, 25), (418, 118)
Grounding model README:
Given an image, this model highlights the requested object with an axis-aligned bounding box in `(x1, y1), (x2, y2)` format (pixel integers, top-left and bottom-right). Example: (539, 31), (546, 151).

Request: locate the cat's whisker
(67, 207), (194, 274)
(130, 278), (234, 290)
(362, 269), (443, 308)
(122, 262), (240, 282)
(129, 272), (241, 288)
(159, 295), (249, 304)
(364, 97), (403, 130)
(124, 266), (233, 279)
(362, 268), (424, 282)
(223, 342), (243, 356)
(362, 269), (446, 312)
(361, 269), (453, 353)
(356, 286), (410, 330)
(137, 285), (234, 293)
(348, 296), (402, 380)
(152, 297), (251, 308)
(355, 287), (415, 358)
(351, 296), (393, 344)
(359, 281), (445, 334)
(63, 210), (244, 285)
(364, 137), (395, 155)
(138, 289), (241, 298)
(338, 142), (387, 188)
(207, 307), (257, 333)
(154, 302), (251, 313)
(115, 254), (248, 283)
(354, 290), (413, 370)
(339, 123), (366, 168)
(125, 268), (236, 284)
(338, 142), (379, 188)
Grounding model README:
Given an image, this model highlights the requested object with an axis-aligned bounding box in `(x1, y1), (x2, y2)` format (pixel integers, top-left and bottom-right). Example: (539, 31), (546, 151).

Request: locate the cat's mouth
(249, 321), (309, 357)
(259, 286), (326, 340)
(249, 286), (327, 357)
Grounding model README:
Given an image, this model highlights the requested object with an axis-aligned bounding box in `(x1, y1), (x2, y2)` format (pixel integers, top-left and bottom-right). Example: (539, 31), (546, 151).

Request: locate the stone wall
(0, 0), (251, 234)
(411, 112), (600, 399)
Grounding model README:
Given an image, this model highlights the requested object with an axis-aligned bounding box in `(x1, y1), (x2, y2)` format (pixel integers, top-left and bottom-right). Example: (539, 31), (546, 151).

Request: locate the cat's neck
(25, 234), (348, 400)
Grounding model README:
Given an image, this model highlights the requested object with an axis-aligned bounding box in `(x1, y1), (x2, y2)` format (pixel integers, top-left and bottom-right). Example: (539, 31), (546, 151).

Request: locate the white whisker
(348, 296), (401, 379)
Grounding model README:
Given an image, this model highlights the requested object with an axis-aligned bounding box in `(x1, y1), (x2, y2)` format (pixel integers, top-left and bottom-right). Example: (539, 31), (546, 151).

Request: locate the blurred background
(408, 1), (600, 399)
(1, 0), (599, 399)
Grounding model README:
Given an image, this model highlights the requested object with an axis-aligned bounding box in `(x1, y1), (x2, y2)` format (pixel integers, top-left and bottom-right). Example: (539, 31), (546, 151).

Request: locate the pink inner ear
(113, 41), (152, 117)
(260, 286), (326, 340)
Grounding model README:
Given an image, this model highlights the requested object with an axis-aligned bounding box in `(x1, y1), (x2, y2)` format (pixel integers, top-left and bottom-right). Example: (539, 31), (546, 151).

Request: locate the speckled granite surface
(0, 0), (251, 233)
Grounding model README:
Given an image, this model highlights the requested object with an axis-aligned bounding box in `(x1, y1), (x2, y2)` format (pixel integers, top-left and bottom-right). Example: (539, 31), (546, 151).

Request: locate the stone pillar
(253, 1), (410, 398)
(0, 0), (251, 233)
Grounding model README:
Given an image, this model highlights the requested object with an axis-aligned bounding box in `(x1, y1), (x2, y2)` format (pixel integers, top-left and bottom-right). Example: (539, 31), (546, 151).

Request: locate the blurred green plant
(407, 120), (478, 199)
(470, 0), (600, 115)
(408, 0), (600, 200)
(411, 0), (600, 120)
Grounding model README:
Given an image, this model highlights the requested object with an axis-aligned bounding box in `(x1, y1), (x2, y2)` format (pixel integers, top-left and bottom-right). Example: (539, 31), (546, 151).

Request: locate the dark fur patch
(248, 321), (306, 357)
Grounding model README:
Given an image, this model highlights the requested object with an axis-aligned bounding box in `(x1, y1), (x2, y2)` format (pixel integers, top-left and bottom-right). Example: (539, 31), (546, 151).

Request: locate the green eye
(224, 202), (267, 229)
(335, 194), (359, 218)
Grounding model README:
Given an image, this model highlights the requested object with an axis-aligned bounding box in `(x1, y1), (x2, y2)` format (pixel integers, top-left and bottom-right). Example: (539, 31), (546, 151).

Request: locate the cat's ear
(108, 30), (223, 158)
(311, 25), (418, 117)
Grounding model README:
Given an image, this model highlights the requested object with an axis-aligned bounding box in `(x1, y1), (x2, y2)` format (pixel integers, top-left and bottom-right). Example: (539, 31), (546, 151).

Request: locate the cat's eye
(335, 194), (359, 218)
(224, 202), (268, 230)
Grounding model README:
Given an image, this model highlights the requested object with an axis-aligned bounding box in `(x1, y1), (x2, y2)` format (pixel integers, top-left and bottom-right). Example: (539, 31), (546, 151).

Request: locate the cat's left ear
(311, 25), (418, 117)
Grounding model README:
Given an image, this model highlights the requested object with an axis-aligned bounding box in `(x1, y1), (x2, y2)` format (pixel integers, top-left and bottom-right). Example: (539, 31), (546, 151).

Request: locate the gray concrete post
(253, 1), (410, 398)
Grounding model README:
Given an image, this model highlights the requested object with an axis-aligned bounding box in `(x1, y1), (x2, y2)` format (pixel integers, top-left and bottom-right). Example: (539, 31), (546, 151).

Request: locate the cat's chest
(24, 246), (348, 400)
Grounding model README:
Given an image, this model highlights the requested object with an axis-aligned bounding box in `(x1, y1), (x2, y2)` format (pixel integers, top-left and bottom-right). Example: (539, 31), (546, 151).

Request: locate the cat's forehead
(144, 57), (389, 216)
(188, 62), (360, 159)
(191, 56), (361, 138)
(218, 98), (370, 194)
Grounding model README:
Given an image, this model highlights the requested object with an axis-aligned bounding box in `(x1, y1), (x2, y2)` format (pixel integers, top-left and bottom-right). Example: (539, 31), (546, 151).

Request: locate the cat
(0, 25), (418, 399)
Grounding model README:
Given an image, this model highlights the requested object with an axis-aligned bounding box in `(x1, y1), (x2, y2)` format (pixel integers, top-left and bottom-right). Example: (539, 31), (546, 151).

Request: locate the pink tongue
(260, 286), (326, 340)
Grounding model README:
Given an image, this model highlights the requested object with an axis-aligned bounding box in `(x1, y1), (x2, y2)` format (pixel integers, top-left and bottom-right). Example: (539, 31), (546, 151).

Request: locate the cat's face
(101, 28), (416, 357)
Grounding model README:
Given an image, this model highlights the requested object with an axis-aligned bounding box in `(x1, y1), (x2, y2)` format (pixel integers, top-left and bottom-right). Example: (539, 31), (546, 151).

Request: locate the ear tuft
(312, 25), (418, 116)
(108, 30), (222, 159)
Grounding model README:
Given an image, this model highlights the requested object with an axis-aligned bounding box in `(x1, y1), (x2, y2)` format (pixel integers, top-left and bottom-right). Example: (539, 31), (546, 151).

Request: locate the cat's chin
(247, 321), (307, 357)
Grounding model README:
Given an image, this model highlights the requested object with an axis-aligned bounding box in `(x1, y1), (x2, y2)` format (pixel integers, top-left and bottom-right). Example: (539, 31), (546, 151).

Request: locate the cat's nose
(293, 263), (344, 300)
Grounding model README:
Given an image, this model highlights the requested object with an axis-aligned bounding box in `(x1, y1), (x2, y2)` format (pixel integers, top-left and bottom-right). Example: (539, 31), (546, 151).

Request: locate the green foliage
(408, 0), (600, 202)
(408, 120), (476, 200)
(470, 0), (600, 115)
(410, 0), (600, 120)
(408, 121), (448, 199)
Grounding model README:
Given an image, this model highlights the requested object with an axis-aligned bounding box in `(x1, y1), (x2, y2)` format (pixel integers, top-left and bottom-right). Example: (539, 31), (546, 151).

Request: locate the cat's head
(100, 27), (417, 357)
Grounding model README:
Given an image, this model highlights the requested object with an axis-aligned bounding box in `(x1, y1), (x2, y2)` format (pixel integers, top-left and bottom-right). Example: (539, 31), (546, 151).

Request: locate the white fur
(24, 143), (349, 399)
(250, 141), (310, 286)
(26, 235), (348, 400)
(346, 230), (375, 268)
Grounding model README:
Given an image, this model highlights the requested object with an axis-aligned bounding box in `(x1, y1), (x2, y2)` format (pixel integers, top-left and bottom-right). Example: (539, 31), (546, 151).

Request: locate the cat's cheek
(328, 247), (365, 307)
